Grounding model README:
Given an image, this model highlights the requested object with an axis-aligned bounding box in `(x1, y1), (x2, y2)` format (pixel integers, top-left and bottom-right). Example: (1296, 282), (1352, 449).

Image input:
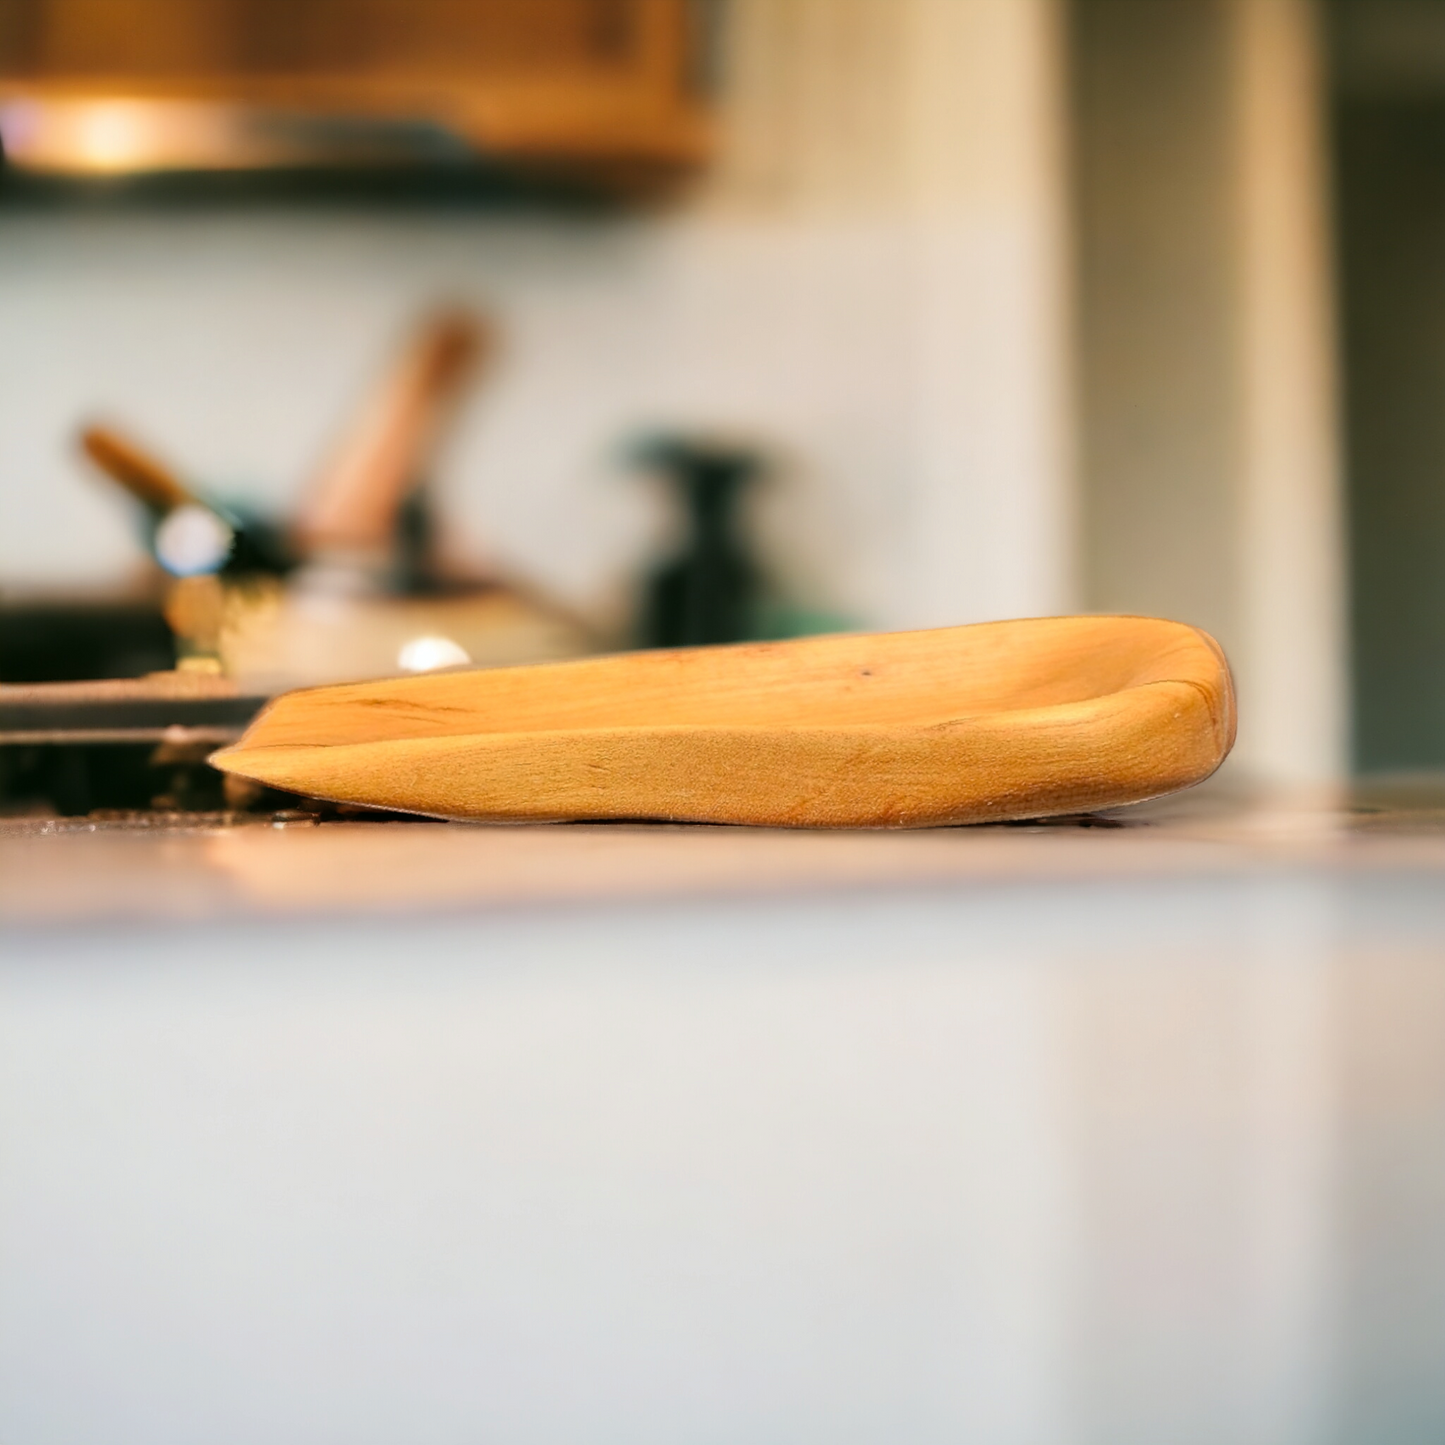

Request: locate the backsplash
(0, 0), (1074, 637)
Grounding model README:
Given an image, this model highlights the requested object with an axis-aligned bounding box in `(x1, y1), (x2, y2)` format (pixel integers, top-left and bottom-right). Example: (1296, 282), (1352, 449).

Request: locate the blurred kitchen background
(14, 10), (1445, 1445)
(1, 0), (1444, 783)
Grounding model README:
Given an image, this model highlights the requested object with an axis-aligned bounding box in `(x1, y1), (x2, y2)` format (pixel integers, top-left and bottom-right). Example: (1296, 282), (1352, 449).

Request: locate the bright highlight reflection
(397, 635), (472, 672)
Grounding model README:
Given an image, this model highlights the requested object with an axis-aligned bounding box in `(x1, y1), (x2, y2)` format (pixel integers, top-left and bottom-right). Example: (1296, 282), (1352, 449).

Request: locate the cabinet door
(0, 0), (712, 177)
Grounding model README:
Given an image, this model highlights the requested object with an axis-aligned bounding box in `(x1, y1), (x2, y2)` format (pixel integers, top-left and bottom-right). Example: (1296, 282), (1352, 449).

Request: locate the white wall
(0, 0), (1074, 634)
(1072, 0), (1345, 784)
(1231, 0), (1347, 784)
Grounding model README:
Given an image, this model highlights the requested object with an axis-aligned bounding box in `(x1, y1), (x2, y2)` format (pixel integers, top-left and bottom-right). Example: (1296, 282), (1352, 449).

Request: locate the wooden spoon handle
(293, 308), (487, 556)
(80, 424), (197, 514)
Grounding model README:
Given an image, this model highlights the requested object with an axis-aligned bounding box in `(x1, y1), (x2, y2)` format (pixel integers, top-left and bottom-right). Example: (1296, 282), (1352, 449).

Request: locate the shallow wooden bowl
(211, 615), (1235, 827)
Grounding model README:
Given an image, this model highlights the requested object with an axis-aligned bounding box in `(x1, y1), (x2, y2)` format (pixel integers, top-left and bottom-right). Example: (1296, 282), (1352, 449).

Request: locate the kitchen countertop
(5, 777), (1445, 926)
(4, 780), (1445, 1443)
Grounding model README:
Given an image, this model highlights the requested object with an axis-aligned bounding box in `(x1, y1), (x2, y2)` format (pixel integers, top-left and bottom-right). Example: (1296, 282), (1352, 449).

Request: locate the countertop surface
(6, 778), (1445, 927)
(5, 780), (1445, 1444)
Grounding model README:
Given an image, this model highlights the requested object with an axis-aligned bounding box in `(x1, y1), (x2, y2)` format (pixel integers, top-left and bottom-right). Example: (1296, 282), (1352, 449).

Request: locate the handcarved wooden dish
(210, 616), (1235, 827)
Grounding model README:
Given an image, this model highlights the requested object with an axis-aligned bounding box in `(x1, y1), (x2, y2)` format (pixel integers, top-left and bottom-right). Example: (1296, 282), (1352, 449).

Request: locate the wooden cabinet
(0, 0), (712, 190)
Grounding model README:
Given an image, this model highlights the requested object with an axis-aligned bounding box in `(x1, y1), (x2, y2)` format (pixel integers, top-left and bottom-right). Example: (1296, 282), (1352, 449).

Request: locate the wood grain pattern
(210, 616), (1237, 827)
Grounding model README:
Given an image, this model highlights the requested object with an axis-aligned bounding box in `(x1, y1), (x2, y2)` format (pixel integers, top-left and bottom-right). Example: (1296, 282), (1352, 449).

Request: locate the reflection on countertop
(5, 776), (1445, 924)
(3, 781), (1445, 1443)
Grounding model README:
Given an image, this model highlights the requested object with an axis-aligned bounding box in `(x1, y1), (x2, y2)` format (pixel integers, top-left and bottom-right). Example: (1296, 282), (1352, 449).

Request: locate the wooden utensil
(210, 616), (1235, 827)
(80, 424), (198, 514)
(292, 308), (487, 557)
